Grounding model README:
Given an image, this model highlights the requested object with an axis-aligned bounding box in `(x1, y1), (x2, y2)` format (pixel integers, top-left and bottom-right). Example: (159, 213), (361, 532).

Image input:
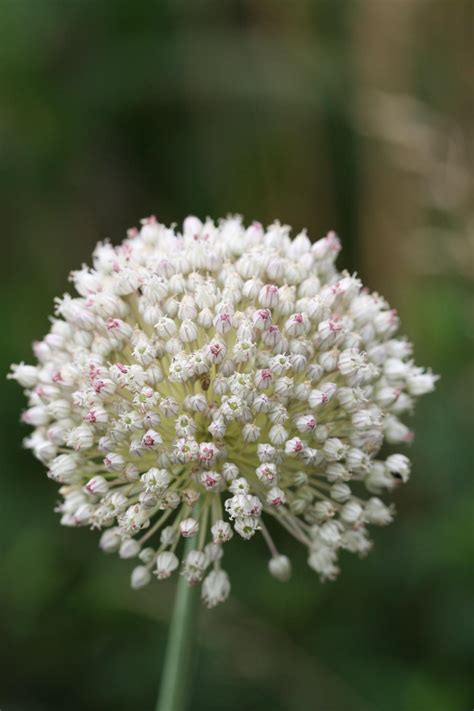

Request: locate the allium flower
(10, 215), (437, 607)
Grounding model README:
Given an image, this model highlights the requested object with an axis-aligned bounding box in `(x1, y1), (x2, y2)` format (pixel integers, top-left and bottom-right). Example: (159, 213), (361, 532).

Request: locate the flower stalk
(156, 535), (200, 711)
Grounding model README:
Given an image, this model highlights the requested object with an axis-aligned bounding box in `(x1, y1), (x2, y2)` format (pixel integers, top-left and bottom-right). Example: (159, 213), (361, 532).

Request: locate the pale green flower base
(156, 536), (200, 711)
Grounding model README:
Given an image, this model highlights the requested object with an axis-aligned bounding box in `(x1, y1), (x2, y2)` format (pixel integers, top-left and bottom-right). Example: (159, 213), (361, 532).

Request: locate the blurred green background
(1, 1), (473, 710)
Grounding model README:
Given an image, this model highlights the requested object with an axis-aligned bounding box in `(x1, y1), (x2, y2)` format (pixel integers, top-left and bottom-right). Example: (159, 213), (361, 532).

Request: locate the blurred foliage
(0, 1), (473, 710)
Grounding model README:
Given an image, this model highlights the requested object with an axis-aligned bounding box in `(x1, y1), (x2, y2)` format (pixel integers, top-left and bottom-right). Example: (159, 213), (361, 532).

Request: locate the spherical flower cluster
(10, 215), (437, 607)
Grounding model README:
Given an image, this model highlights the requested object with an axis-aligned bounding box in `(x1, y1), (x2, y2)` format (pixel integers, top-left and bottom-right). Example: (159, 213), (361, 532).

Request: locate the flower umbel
(10, 215), (437, 606)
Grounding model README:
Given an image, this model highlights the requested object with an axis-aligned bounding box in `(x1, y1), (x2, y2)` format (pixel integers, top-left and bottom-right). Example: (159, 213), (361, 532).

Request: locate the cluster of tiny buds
(10, 215), (437, 607)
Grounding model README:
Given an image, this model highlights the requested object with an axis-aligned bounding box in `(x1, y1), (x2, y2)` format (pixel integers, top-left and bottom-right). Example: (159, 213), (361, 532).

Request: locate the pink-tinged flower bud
(258, 284), (279, 308)
(141, 429), (162, 449)
(205, 341), (227, 364)
(295, 414), (317, 433)
(104, 453), (125, 471)
(255, 462), (277, 486)
(252, 308), (272, 331)
(198, 442), (218, 464)
(213, 311), (233, 335)
(22, 406), (50, 426)
(285, 312), (308, 337)
(179, 518), (199, 538)
(84, 475), (109, 496)
(84, 407), (108, 425)
(255, 368), (272, 390)
(199, 470), (221, 491)
(266, 486), (286, 506)
(312, 231), (341, 259)
(201, 569), (231, 608)
(183, 215), (203, 236)
(284, 437), (304, 456)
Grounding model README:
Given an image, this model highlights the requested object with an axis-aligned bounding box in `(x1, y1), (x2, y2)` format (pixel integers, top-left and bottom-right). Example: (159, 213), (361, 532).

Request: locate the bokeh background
(1, 1), (473, 710)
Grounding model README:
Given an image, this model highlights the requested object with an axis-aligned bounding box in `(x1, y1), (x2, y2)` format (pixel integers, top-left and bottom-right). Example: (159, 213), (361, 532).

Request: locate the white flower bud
(119, 504), (150, 534)
(364, 497), (394, 525)
(48, 453), (80, 483)
(131, 565), (151, 589)
(211, 520), (233, 543)
(141, 468), (170, 493)
(340, 500), (363, 524)
(312, 501), (336, 523)
(221, 462), (239, 481)
(242, 423), (261, 443)
(268, 555), (291, 581)
(119, 538), (141, 559)
(318, 521), (342, 546)
(228, 477), (250, 495)
(269, 425), (287, 446)
(204, 542), (223, 563)
(99, 527), (122, 553)
(330, 483), (352, 502)
(308, 545), (339, 580)
(22, 405), (50, 426)
(9, 363), (39, 387)
(138, 547), (155, 564)
(385, 454), (411, 483)
(155, 551), (179, 580)
(234, 515), (260, 539)
(323, 438), (348, 461)
(182, 550), (208, 584)
(406, 371), (438, 396)
(183, 215), (202, 235)
(179, 319), (198, 343)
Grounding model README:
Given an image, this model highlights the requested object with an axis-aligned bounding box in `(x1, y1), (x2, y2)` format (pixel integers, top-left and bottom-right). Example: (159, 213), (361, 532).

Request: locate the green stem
(155, 536), (200, 711)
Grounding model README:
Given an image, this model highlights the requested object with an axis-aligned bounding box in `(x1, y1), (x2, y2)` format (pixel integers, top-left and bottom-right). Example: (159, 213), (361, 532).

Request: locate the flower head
(10, 215), (437, 606)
